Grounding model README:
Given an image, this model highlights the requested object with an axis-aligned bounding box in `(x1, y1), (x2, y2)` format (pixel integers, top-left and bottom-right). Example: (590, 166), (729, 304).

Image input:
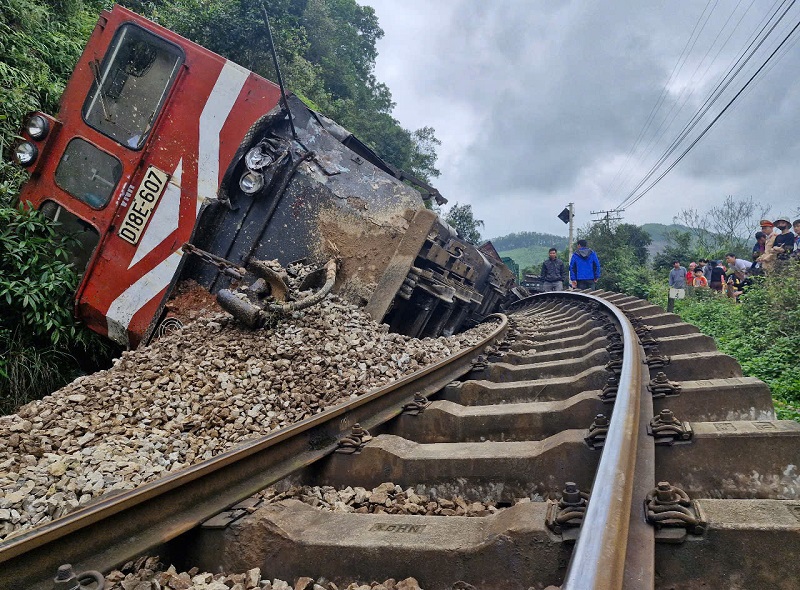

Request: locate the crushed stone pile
(0, 272), (498, 540)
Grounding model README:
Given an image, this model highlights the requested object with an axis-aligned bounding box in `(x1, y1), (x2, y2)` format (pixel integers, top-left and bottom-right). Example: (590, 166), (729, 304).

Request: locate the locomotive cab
(14, 5), (283, 347)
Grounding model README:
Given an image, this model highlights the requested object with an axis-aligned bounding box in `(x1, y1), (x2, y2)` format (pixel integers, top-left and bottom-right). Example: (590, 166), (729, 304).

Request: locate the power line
(617, 0), (794, 210)
(620, 14), (800, 210)
(616, 0), (797, 211)
(590, 208), (625, 228)
(603, 0), (717, 199)
(618, 0), (753, 195)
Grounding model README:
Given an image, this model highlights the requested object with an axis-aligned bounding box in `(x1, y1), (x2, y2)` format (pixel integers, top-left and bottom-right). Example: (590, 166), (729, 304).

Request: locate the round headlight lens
(15, 141), (38, 167)
(245, 145), (274, 171)
(239, 171), (264, 194)
(26, 114), (50, 140)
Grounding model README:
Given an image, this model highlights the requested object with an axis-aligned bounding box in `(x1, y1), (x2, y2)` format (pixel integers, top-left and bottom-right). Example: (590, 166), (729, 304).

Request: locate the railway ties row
(2, 292), (799, 589)
(185, 295), (635, 589)
(203, 292), (797, 589)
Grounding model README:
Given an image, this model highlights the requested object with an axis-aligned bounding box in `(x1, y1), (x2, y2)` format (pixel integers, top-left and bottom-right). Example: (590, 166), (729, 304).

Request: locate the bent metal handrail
(513, 291), (653, 590)
(0, 314), (508, 590)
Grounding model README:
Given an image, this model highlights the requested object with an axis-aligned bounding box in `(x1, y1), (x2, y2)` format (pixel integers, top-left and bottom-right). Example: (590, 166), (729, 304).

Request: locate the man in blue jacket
(569, 239), (601, 290)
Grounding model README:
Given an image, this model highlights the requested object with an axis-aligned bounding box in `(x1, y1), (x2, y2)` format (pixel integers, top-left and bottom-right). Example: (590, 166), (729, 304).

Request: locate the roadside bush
(0, 201), (114, 413)
(1, 0), (113, 413)
(669, 265), (800, 421)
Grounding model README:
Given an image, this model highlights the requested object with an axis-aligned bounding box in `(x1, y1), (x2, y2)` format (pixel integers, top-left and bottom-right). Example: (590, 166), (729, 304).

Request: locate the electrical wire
(603, 0), (717, 199)
(620, 14), (800, 210)
(622, 0), (752, 188)
(616, 0), (797, 211)
(617, 0), (793, 209)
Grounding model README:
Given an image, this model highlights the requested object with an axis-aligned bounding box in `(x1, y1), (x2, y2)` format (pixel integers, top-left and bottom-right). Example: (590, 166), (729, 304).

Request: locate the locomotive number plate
(118, 166), (169, 245)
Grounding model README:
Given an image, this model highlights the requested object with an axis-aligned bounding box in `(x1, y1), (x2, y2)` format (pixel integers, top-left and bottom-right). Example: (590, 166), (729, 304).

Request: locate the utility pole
(590, 208), (624, 229)
(567, 202), (575, 260)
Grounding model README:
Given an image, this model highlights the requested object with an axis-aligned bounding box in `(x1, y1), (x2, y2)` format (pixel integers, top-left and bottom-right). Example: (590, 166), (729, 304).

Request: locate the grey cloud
(368, 0), (800, 236)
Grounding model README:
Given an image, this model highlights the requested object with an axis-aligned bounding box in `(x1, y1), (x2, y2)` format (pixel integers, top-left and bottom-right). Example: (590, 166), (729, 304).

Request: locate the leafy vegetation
(0, 0), (116, 413)
(443, 202), (484, 245)
(576, 222), (654, 297)
(665, 266), (800, 421)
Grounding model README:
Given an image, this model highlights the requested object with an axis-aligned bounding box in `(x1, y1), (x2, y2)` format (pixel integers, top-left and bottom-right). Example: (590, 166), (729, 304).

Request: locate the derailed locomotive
(13, 5), (516, 348)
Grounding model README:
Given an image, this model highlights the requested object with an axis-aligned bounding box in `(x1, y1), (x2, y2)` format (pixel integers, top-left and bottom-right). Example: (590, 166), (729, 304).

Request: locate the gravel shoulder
(0, 294), (496, 540)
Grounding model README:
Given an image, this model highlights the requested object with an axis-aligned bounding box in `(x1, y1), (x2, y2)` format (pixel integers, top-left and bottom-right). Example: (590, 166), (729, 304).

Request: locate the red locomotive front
(14, 5), (282, 347)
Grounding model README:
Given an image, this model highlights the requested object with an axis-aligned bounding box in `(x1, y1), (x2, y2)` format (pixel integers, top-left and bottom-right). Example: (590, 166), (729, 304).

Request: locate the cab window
(83, 24), (183, 150)
(55, 138), (123, 209)
(39, 201), (100, 276)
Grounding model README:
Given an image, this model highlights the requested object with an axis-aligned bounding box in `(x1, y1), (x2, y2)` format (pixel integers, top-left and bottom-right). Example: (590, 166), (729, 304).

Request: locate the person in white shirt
(725, 253), (752, 274)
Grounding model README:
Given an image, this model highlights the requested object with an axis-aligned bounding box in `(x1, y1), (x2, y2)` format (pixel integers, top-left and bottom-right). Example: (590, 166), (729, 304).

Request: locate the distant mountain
(640, 223), (693, 256)
(491, 224), (692, 270)
(489, 231), (569, 272)
(496, 246), (553, 272)
(489, 231), (569, 252)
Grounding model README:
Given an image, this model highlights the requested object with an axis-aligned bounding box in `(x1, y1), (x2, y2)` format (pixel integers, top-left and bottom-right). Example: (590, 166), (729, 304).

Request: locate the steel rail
(0, 315), (508, 590)
(512, 292), (654, 590)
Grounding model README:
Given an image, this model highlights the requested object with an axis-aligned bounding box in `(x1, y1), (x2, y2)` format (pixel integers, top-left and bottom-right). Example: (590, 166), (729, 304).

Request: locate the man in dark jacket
(541, 248), (566, 291)
(569, 239), (601, 290)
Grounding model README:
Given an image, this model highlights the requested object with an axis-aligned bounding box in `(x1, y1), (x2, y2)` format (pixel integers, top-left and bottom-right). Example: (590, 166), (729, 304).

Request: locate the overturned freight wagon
(12, 4), (515, 348)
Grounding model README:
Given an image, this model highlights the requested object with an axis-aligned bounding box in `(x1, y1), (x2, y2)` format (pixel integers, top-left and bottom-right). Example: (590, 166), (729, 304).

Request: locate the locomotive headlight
(26, 114), (50, 140)
(245, 145), (274, 171)
(239, 171), (264, 194)
(14, 141), (38, 167)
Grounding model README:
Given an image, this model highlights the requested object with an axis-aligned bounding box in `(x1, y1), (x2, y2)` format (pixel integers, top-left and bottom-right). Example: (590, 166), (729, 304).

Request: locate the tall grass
(662, 265), (800, 421)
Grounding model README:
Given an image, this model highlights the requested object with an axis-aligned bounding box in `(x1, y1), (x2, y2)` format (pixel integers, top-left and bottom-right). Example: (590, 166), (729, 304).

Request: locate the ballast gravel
(259, 482), (535, 516)
(105, 555), (425, 590)
(0, 286), (498, 540)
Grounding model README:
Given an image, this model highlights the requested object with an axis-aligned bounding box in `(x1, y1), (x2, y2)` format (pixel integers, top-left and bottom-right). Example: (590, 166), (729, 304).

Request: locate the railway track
(2, 291), (798, 590)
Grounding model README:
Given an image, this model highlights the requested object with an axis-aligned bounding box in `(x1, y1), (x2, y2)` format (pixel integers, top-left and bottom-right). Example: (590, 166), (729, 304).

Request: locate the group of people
(539, 239), (601, 291)
(668, 216), (800, 302)
(751, 217), (800, 270)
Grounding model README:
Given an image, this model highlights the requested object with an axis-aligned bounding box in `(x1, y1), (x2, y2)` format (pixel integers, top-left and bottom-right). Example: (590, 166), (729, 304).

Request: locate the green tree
(444, 202), (484, 245)
(576, 222), (654, 295)
(652, 229), (703, 271)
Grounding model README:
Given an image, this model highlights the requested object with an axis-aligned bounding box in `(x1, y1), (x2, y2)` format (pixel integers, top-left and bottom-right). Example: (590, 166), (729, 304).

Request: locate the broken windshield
(83, 24), (183, 150)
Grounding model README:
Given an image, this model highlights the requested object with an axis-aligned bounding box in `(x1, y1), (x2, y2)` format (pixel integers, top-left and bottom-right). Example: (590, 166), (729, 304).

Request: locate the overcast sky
(365, 0), (800, 239)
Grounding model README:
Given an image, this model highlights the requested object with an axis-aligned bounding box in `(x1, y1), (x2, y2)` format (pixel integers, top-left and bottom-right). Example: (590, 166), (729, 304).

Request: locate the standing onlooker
(669, 261), (687, 300)
(709, 260), (726, 291)
(752, 231), (767, 261)
(758, 219), (778, 271)
(685, 261), (697, 295)
(692, 267), (708, 288)
(569, 239), (601, 290)
(759, 218), (776, 240)
(725, 253), (752, 274)
(699, 258), (713, 282)
(540, 248), (566, 291)
(686, 262), (697, 282)
(771, 217), (795, 262)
